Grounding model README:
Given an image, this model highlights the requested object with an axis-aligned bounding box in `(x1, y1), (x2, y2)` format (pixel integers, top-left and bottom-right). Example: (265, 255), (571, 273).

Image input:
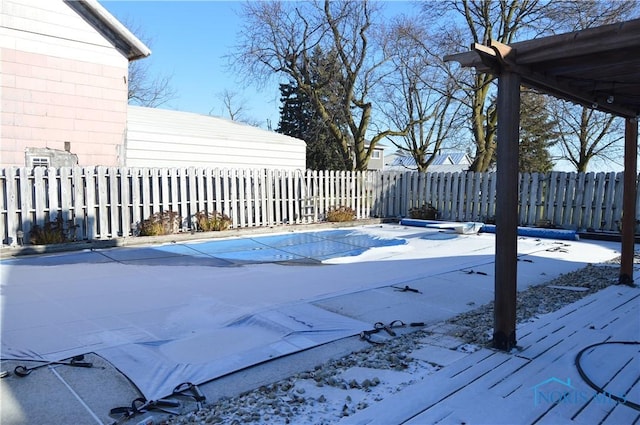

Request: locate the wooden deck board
(494, 287), (639, 424)
(604, 401), (640, 425)
(404, 388), (525, 424)
(338, 348), (516, 424)
(345, 285), (639, 425)
(516, 290), (639, 359)
(490, 314), (639, 400)
(567, 342), (640, 424)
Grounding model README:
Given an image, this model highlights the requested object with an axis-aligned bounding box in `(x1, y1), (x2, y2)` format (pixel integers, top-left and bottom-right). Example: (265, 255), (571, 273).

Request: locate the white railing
(0, 167), (637, 246)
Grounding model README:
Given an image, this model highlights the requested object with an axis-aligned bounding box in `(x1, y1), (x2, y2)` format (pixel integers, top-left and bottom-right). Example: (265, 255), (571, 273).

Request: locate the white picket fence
(0, 166), (638, 246)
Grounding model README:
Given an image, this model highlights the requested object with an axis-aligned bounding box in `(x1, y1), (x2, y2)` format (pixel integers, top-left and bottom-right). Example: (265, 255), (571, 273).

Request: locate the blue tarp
(400, 218), (579, 241)
(480, 224), (579, 241)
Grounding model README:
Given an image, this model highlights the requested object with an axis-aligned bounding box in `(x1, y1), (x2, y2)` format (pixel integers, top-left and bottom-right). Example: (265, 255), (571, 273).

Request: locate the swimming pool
(1, 224), (621, 401)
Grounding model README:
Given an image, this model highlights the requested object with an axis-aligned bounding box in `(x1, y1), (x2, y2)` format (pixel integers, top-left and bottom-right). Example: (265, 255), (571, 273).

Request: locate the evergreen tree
(518, 91), (558, 173)
(276, 80), (347, 170)
(276, 46), (353, 170)
(276, 81), (308, 141)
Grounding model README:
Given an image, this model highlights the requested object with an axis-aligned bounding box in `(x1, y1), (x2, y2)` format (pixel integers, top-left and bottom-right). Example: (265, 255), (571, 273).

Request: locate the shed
(124, 106), (307, 170)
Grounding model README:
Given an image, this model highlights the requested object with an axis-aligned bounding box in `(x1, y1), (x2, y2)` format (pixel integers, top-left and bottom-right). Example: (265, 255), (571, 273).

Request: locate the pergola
(445, 19), (640, 351)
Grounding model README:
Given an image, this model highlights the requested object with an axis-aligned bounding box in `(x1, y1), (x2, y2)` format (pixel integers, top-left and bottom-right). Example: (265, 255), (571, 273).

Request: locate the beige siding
(367, 149), (384, 170)
(1, 0), (129, 166)
(125, 106), (307, 170)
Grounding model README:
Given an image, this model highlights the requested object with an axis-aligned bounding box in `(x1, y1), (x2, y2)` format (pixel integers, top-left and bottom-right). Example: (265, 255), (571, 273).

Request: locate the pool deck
(342, 284), (640, 425)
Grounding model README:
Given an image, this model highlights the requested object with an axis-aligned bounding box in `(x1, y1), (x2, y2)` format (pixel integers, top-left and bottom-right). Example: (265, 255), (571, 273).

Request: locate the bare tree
(434, 0), (639, 172)
(545, 0), (639, 171)
(426, 0), (557, 172)
(128, 61), (176, 107)
(122, 18), (177, 108)
(232, 0), (421, 170)
(550, 0), (640, 33)
(379, 17), (465, 172)
(552, 102), (624, 171)
(212, 89), (262, 127)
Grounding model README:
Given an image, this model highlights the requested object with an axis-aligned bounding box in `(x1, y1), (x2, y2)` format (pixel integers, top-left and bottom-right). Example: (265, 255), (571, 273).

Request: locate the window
(31, 157), (50, 168)
(371, 150), (381, 159)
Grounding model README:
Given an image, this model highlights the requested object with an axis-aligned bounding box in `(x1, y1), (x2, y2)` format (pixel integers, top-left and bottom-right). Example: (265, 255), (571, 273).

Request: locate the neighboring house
(1, 0), (307, 171)
(350, 143), (384, 171)
(1, 0), (150, 167)
(366, 144), (385, 171)
(385, 152), (472, 173)
(125, 106), (306, 170)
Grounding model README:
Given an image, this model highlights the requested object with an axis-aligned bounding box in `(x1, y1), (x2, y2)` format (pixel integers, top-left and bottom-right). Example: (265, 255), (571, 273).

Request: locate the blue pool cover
(5, 229), (407, 267)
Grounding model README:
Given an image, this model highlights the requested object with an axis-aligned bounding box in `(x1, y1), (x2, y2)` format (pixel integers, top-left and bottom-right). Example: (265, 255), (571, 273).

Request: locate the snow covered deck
(343, 284), (640, 425)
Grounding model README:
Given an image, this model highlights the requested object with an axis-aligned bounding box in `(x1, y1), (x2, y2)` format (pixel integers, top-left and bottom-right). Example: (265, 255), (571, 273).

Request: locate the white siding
(0, 0), (126, 67)
(125, 106), (307, 170)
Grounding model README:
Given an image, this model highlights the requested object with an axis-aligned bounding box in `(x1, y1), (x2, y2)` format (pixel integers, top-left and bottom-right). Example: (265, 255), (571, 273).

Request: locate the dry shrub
(326, 206), (356, 222)
(194, 210), (231, 231)
(30, 215), (78, 245)
(139, 211), (181, 236)
(408, 203), (438, 220)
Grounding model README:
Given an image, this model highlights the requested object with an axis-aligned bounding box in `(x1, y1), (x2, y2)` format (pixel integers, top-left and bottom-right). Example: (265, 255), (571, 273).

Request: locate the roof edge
(64, 0), (151, 61)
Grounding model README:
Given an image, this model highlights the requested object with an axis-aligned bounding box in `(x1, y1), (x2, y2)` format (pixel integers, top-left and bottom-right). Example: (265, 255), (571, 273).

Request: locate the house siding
(125, 106), (307, 170)
(0, 0), (129, 166)
(367, 149), (384, 170)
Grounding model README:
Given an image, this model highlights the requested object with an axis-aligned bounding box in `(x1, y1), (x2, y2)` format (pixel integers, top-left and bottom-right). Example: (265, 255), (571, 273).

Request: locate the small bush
(326, 206), (356, 222)
(408, 203), (438, 220)
(484, 216), (496, 225)
(194, 210), (231, 231)
(30, 215), (78, 245)
(139, 211), (181, 236)
(536, 219), (556, 228)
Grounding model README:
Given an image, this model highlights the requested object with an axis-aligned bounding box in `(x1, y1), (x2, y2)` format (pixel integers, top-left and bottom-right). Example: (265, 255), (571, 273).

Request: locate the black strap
(173, 382), (206, 402)
(110, 397), (181, 423)
(14, 355), (92, 377)
(393, 285), (422, 294)
(360, 320), (407, 344)
(463, 269), (488, 275)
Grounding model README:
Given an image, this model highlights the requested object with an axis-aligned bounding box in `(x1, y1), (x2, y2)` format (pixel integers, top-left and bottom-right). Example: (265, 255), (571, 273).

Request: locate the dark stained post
(493, 71), (521, 351)
(619, 117), (638, 286)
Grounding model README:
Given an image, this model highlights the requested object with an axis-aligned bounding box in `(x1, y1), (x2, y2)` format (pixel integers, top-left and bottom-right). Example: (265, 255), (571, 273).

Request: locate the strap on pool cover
(360, 320), (407, 344)
(110, 397), (181, 424)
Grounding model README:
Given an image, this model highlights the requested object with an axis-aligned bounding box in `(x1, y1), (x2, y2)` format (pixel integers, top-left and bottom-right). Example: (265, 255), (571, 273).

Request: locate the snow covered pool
(1, 224), (621, 400)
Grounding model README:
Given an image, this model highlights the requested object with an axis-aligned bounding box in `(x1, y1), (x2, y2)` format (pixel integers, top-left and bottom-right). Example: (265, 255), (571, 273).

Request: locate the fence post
(18, 167), (33, 242)
(2, 168), (16, 245)
(262, 169), (271, 226)
(612, 172), (624, 231)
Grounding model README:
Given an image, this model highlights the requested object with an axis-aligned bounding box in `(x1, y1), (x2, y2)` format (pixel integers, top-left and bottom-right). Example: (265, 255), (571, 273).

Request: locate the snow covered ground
(0, 223), (630, 424)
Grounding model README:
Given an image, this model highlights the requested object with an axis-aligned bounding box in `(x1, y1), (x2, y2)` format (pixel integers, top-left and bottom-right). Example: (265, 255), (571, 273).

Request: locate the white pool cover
(0, 225), (621, 400)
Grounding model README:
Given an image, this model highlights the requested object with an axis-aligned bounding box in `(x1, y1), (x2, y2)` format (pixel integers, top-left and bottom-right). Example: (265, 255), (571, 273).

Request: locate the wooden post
(493, 71), (521, 351)
(619, 117), (638, 286)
